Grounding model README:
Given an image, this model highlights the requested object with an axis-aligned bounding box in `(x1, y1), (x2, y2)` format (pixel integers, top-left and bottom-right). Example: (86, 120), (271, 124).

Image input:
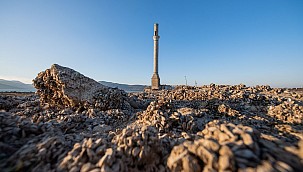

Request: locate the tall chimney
(151, 23), (160, 90)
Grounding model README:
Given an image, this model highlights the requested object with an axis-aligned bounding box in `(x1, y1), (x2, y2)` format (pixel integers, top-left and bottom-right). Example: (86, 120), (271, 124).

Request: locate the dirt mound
(33, 64), (130, 111)
(168, 121), (302, 171)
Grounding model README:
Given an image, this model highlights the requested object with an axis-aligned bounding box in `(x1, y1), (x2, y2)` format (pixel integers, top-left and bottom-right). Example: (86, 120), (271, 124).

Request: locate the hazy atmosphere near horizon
(0, 0), (302, 87)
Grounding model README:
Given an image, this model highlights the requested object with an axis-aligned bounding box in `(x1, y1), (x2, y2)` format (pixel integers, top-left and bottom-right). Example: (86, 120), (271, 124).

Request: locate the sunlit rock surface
(0, 65), (302, 171)
(33, 64), (130, 111)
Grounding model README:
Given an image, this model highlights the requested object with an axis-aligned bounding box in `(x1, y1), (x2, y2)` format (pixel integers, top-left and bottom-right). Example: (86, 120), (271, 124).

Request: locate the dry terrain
(0, 64), (302, 172)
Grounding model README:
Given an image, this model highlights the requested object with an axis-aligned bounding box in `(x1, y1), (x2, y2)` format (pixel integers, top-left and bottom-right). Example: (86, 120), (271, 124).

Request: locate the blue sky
(0, 0), (302, 87)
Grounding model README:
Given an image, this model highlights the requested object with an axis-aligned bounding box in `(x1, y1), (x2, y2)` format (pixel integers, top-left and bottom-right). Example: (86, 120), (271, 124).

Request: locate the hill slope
(0, 79), (146, 92)
(99, 81), (146, 92)
(0, 79), (35, 92)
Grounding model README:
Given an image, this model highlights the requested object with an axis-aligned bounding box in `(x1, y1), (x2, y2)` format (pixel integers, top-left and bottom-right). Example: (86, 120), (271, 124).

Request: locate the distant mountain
(99, 81), (146, 92)
(0, 79), (35, 92)
(0, 79), (146, 92)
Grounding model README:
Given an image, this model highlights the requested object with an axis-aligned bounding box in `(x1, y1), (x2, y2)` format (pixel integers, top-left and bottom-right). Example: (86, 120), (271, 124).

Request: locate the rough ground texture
(33, 64), (131, 111)
(1, 65), (303, 172)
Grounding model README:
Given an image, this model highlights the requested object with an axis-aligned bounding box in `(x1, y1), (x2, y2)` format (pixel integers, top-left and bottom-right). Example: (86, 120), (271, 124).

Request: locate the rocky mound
(0, 65), (303, 171)
(168, 121), (302, 171)
(33, 64), (131, 111)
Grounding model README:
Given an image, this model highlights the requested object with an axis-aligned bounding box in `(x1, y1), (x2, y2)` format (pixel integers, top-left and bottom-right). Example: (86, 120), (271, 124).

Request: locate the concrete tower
(151, 23), (160, 90)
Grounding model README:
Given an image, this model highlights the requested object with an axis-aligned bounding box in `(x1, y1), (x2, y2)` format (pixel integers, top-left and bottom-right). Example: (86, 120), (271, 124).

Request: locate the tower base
(151, 73), (160, 90)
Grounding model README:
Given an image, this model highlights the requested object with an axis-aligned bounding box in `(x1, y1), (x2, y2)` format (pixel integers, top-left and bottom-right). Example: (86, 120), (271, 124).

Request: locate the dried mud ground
(1, 85), (303, 172)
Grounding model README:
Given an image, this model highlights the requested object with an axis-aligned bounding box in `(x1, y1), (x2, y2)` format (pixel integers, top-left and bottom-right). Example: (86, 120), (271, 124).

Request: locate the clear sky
(0, 0), (302, 87)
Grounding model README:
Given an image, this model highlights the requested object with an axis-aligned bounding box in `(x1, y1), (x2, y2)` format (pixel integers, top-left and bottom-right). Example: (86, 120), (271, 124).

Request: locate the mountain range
(98, 81), (146, 92)
(0, 79), (35, 92)
(0, 79), (146, 92)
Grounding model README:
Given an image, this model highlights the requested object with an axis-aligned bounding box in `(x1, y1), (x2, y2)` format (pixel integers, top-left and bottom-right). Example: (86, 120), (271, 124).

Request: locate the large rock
(33, 64), (129, 110)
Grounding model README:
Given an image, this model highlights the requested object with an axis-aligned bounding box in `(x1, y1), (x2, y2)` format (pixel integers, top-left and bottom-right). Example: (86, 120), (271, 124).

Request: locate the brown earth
(0, 65), (302, 172)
